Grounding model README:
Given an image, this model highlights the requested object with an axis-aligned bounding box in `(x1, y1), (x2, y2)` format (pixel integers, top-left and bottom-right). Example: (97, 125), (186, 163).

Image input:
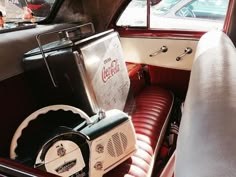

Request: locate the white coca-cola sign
(80, 32), (130, 111)
(102, 58), (120, 83)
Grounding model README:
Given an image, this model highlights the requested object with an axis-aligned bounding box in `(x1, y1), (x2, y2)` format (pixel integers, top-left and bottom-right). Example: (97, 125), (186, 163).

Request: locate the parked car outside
(27, 0), (54, 17)
(117, 0), (230, 31)
(151, 0), (228, 20)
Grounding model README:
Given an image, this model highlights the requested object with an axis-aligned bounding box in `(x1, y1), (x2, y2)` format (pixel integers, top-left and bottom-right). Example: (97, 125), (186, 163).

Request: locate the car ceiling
(53, 0), (126, 32)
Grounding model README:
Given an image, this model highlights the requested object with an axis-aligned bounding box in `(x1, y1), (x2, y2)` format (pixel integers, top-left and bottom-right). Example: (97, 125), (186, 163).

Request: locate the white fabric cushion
(175, 30), (236, 177)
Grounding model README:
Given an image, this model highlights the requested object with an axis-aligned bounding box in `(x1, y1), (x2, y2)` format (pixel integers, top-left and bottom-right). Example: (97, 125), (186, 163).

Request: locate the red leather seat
(105, 86), (173, 177)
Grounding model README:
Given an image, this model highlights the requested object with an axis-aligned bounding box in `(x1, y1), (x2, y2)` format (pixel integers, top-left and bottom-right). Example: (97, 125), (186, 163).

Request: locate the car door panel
(120, 36), (194, 98)
(120, 37), (198, 70)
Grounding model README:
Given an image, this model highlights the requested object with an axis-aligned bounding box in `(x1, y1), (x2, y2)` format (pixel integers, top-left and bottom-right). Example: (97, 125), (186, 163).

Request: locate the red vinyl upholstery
(105, 85), (173, 177)
(126, 63), (146, 97)
(148, 65), (190, 99)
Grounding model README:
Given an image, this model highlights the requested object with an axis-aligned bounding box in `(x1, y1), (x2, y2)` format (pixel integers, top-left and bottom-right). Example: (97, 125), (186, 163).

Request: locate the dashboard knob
(96, 144), (104, 153)
(94, 161), (103, 170)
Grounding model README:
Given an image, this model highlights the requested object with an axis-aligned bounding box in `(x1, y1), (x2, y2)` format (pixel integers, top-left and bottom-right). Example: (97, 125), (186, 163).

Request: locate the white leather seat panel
(175, 30), (236, 177)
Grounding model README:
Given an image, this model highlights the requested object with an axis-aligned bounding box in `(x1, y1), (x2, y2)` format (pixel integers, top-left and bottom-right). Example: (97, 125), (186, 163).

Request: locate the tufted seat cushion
(105, 85), (173, 177)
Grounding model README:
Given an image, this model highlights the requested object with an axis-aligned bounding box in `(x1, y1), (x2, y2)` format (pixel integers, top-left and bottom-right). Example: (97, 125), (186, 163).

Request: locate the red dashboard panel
(126, 63), (146, 97)
(0, 158), (58, 177)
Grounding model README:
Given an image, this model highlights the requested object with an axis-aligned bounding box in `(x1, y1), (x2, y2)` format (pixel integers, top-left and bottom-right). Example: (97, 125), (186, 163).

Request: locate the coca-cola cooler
(23, 24), (130, 116)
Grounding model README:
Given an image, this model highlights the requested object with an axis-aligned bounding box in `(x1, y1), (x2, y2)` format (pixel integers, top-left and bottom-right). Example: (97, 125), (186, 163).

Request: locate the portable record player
(10, 105), (137, 177)
(18, 25), (134, 176)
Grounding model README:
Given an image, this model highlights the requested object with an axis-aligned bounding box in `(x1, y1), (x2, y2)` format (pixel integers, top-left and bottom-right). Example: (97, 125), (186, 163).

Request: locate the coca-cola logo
(102, 58), (120, 83)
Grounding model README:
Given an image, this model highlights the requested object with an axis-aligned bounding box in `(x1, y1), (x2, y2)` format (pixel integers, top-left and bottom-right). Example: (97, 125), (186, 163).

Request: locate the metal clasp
(176, 47), (192, 61)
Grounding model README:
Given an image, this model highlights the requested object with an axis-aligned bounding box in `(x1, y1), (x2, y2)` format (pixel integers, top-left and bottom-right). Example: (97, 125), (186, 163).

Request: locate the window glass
(176, 0), (228, 20)
(116, 0), (230, 31)
(116, 0), (147, 27)
(0, 0), (55, 29)
(151, 0), (182, 16)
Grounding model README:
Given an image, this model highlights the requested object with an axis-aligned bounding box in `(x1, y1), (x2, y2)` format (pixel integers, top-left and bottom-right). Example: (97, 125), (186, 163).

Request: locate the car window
(0, 0), (55, 29)
(151, 0), (182, 16)
(116, 0), (230, 31)
(116, 0), (147, 27)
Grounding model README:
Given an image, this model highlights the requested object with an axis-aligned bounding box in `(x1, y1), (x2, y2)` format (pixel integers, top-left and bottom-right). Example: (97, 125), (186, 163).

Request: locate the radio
(10, 105), (137, 177)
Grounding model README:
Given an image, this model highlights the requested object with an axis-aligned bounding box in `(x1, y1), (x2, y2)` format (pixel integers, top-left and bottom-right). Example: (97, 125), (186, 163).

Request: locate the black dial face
(35, 132), (90, 177)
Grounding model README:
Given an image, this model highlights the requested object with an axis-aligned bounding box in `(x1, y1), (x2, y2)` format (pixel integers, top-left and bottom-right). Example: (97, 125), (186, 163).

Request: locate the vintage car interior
(0, 0), (235, 177)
